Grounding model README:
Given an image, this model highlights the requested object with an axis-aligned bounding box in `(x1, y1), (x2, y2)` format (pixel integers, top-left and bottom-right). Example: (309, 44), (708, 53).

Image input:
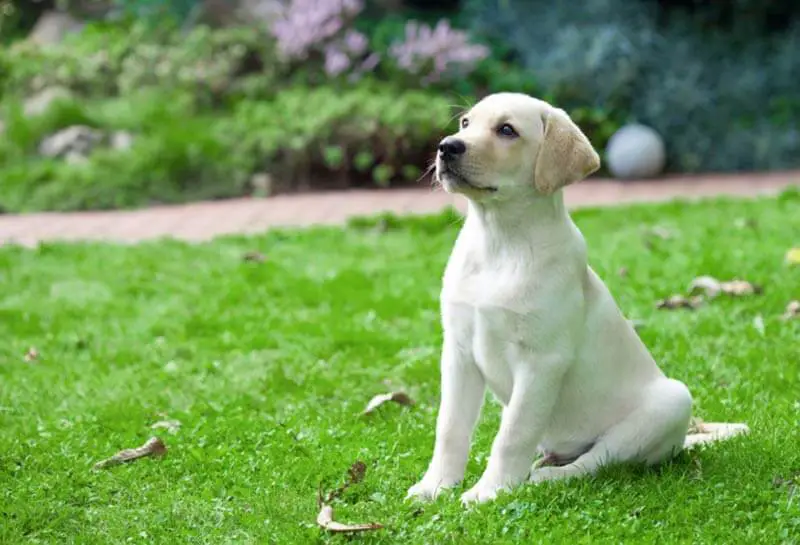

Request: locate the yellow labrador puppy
(406, 93), (748, 505)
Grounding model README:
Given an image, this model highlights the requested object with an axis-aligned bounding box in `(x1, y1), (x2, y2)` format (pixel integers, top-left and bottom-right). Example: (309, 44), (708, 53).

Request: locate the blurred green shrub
(224, 82), (454, 191)
(464, 0), (800, 173)
(0, 22), (280, 104)
(0, 83), (454, 212)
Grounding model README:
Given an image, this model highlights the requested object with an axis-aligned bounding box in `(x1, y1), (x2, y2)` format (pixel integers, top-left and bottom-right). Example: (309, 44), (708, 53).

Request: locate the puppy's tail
(684, 419), (750, 449)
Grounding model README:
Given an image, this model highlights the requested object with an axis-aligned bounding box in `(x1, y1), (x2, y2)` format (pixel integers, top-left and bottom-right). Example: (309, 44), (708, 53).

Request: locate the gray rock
(110, 130), (135, 152)
(39, 126), (103, 159)
(28, 10), (85, 46)
(65, 151), (90, 165)
(605, 124), (666, 180)
(24, 87), (73, 118)
(250, 172), (274, 197)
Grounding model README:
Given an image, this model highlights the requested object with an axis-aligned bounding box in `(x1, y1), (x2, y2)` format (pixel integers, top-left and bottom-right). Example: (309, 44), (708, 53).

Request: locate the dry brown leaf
(315, 461), (383, 534)
(656, 295), (704, 310)
(688, 276), (723, 298)
(92, 437), (167, 470)
(363, 391), (414, 415)
(323, 461), (368, 504)
(781, 300), (800, 321)
(150, 419), (181, 434)
(347, 460), (367, 485)
(24, 347), (39, 362)
(720, 279), (762, 296)
(687, 417), (706, 434)
(688, 276), (762, 298)
(786, 248), (800, 266)
(316, 504), (383, 534)
(242, 251), (266, 263)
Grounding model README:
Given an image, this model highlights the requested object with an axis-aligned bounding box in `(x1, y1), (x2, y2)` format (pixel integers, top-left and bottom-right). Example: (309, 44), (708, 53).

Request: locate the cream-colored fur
(406, 92), (749, 505)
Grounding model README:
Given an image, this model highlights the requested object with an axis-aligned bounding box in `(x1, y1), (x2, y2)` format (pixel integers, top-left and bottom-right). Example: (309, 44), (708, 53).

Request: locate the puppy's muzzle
(438, 136), (466, 162)
(436, 136), (496, 193)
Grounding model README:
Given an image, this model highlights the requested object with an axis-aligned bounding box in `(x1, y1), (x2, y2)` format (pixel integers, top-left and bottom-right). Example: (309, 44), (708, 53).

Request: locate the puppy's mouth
(437, 164), (496, 193)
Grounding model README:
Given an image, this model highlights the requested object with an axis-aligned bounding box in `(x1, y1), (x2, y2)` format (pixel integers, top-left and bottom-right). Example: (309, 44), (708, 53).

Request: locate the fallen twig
(688, 276), (762, 298)
(93, 437), (167, 470)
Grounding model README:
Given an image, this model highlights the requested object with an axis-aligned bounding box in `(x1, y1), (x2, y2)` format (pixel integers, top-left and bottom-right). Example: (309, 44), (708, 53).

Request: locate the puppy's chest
(442, 254), (541, 313)
(448, 305), (529, 405)
(443, 259), (549, 404)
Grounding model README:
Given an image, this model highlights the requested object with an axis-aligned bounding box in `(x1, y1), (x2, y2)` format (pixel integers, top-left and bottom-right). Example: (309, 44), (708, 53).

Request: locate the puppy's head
(435, 93), (600, 200)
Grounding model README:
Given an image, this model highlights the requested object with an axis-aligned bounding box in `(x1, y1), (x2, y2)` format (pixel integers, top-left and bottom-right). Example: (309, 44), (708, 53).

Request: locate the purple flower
(347, 53), (381, 82)
(324, 45), (351, 76)
(360, 52), (380, 72)
(389, 19), (489, 84)
(268, 0), (365, 61)
(343, 30), (367, 55)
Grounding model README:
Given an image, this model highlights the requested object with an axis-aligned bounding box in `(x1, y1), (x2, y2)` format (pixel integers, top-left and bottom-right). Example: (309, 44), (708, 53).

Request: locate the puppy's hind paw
(529, 466), (566, 484)
(529, 464), (587, 484)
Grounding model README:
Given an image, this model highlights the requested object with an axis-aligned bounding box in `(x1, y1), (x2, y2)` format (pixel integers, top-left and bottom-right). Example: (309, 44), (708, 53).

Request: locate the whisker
(447, 92), (474, 111)
(445, 94), (474, 121)
(417, 159), (437, 185)
(444, 105), (468, 127)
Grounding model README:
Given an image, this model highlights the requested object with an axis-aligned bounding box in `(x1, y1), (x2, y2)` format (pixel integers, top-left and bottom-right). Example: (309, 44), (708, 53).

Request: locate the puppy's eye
(497, 123), (518, 138)
(460, 118), (469, 129)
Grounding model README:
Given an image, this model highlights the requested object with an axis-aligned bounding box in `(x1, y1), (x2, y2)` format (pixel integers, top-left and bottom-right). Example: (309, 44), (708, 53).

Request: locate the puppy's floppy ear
(533, 106), (601, 195)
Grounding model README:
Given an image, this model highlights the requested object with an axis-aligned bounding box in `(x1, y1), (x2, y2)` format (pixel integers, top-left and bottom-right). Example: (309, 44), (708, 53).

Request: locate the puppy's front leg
(461, 357), (566, 505)
(406, 337), (485, 501)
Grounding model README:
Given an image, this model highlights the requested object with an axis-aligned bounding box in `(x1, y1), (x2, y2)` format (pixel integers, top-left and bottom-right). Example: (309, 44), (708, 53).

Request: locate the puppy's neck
(465, 190), (572, 248)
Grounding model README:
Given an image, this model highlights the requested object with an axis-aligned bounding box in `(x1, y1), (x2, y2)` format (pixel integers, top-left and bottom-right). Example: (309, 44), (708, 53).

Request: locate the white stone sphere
(605, 124), (666, 180)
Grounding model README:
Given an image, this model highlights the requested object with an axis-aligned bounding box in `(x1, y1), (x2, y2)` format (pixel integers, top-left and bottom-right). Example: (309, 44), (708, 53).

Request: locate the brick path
(0, 171), (797, 246)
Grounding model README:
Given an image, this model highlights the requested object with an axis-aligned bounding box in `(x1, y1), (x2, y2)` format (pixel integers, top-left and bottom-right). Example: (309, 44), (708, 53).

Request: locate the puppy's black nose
(438, 137), (466, 158)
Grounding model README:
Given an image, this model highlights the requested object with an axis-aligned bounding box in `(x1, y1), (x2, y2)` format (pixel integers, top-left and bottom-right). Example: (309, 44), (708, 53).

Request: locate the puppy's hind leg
(684, 421), (750, 448)
(530, 378), (693, 484)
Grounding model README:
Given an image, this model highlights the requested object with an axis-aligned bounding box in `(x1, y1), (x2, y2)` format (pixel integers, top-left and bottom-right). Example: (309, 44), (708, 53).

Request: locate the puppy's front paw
(460, 479), (506, 505)
(406, 473), (460, 502)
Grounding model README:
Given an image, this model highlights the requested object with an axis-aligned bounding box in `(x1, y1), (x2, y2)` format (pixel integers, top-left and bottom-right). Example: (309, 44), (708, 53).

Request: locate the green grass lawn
(1, 189), (799, 544)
